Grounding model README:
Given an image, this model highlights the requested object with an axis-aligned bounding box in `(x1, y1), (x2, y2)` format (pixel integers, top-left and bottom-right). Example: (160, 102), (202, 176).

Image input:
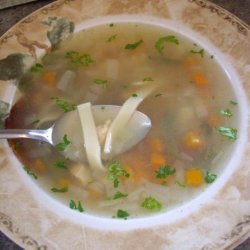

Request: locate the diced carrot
(191, 72), (208, 87)
(150, 138), (165, 152)
(42, 71), (56, 87)
(207, 114), (222, 127)
(184, 131), (204, 150)
(133, 168), (151, 185)
(33, 159), (46, 173)
(184, 56), (199, 68)
(150, 152), (167, 169)
(58, 178), (70, 188)
(185, 168), (203, 186)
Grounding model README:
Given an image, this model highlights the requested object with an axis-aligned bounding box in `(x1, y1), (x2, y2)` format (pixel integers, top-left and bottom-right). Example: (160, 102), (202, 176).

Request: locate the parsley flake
(175, 180), (186, 188)
(107, 161), (129, 188)
(216, 126), (237, 141)
(51, 186), (68, 193)
(93, 79), (108, 89)
(143, 77), (153, 82)
(55, 134), (71, 151)
(155, 166), (176, 178)
(30, 63), (43, 73)
(107, 34), (117, 42)
(190, 48), (205, 57)
(65, 50), (94, 67)
(116, 209), (130, 219)
(125, 40), (143, 50)
(24, 166), (38, 179)
(13, 141), (21, 151)
(52, 97), (76, 112)
(155, 35), (179, 54)
(219, 109), (233, 118)
(154, 93), (162, 98)
(230, 100), (238, 106)
(132, 93), (138, 97)
(53, 160), (68, 169)
(204, 171), (217, 184)
(141, 197), (162, 211)
(112, 191), (128, 200)
(69, 200), (84, 212)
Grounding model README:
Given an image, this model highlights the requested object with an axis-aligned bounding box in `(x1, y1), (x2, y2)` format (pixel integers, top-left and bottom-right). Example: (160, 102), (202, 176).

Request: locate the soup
(5, 22), (238, 219)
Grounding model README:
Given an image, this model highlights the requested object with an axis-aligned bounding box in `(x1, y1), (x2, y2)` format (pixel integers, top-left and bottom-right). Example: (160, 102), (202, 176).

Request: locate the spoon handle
(0, 128), (53, 144)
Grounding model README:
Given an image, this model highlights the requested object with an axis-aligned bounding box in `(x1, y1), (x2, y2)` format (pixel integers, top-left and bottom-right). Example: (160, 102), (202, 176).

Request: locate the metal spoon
(0, 105), (151, 161)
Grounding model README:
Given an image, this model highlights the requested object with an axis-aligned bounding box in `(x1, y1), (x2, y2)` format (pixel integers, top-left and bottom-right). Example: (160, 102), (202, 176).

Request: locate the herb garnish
(219, 109), (233, 118)
(30, 119), (40, 125)
(93, 79), (108, 89)
(51, 186), (68, 193)
(132, 93), (138, 97)
(24, 166), (38, 179)
(190, 48), (205, 57)
(112, 191), (128, 200)
(53, 160), (68, 169)
(116, 209), (130, 219)
(69, 200), (84, 212)
(154, 93), (162, 98)
(141, 197), (162, 211)
(65, 50), (94, 66)
(216, 126), (237, 141)
(30, 63), (43, 73)
(143, 77), (153, 82)
(175, 180), (186, 188)
(52, 97), (76, 112)
(109, 23), (114, 27)
(155, 166), (176, 178)
(107, 34), (117, 42)
(204, 171), (217, 184)
(55, 134), (71, 151)
(107, 161), (130, 188)
(125, 40), (143, 50)
(230, 100), (238, 106)
(13, 141), (21, 151)
(155, 35), (179, 54)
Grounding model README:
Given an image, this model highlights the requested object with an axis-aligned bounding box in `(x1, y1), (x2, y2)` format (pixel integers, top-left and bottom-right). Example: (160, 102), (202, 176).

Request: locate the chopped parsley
(13, 141), (21, 151)
(190, 48), (205, 57)
(109, 23), (114, 27)
(112, 191), (128, 200)
(51, 186), (68, 193)
(93, 79), (108, 89)
(30, 119), (40, 125)
(23, 166), (38, 179)
(55, 134), (71, 151)
(69, 200), (84, 212)
(216, 126), (237, 141)
(132, 93), (138, 97)
(30, 63), (43, 73)
(107, 34), (117, 42)
(65, 50), (94, 66)
(219, 109), (233, 118)
(116, 209), (129, 219)
(107, 161), (130, 188)
(230, 100), (238, 106)
(155, 166), (176, 178)
(143, 77), (153, 82)
(204, 171), (217, 184)
(53, 160), (68, 169)
(141, 197), (162, 211)
(154, 93), (162, 98)
(155, 35), (179, 55)
(175, 180), (186, 188)
(125, 40), (143, 50)
(52, 97), (76, 112)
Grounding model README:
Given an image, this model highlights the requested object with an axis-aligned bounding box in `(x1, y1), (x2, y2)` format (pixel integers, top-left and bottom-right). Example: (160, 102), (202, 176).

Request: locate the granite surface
(0, 0), (249, 249)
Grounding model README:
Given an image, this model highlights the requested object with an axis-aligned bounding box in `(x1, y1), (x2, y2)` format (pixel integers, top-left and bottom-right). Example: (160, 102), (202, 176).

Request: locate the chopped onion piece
(77, 103), (105, 171)
(104, 85), (155, 155)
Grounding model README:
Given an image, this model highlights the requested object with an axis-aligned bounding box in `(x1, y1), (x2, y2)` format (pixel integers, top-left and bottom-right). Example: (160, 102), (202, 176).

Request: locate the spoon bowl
(0, 104), (151, 162)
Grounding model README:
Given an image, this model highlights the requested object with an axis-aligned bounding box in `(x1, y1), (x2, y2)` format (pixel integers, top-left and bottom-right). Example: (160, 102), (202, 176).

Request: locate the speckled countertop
(0, 0), (249, 249)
